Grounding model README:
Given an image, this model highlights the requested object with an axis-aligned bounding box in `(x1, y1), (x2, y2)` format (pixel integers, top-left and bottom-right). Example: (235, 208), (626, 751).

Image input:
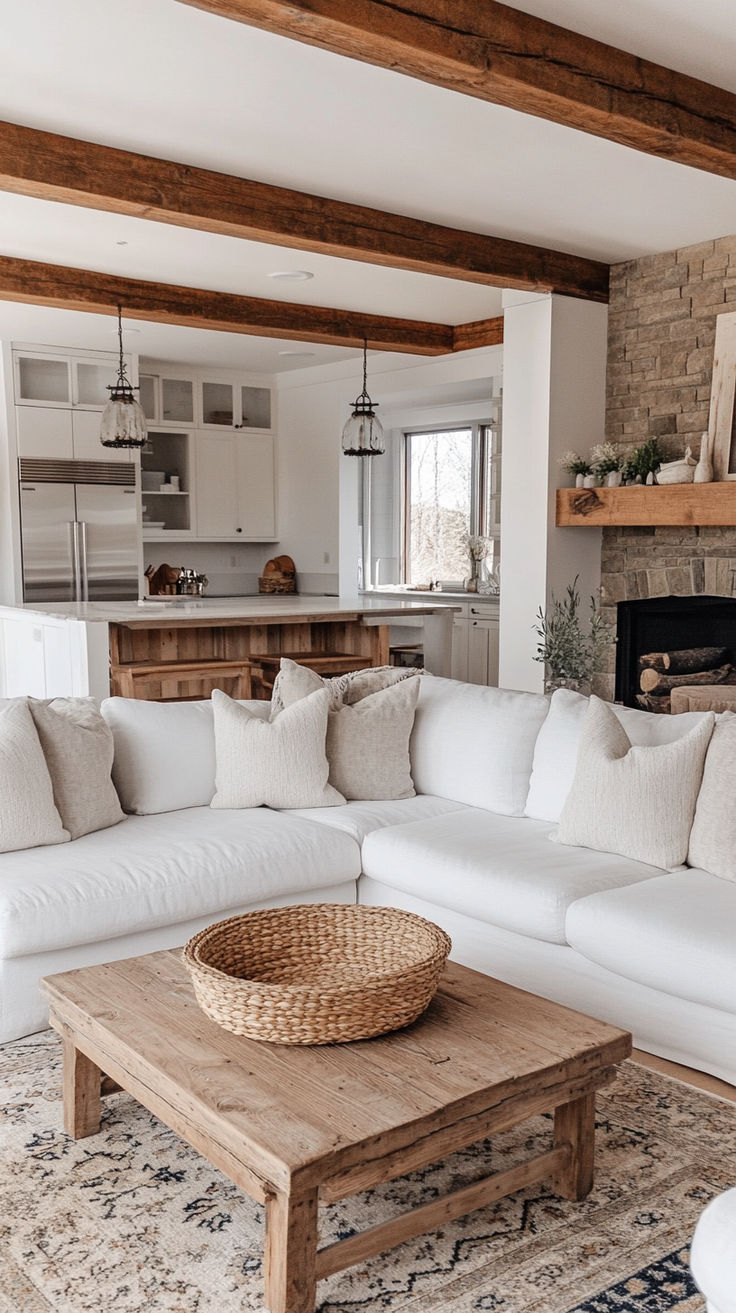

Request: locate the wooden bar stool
(112, 659), (253, 701)
(247, 650), (373, 698)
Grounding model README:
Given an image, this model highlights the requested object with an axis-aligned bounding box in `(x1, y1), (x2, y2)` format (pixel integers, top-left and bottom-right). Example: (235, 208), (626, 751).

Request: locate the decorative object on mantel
(620, 437), (663, 486)
(99, 304), (147, 449)
(558, 448), (593, 488)
(463, 534), (497, 593)
(533, 576), (611, 694)
(656, 446), (697, 484)
(707, 309), (736, 480)
(183, 903), (451, 1043)
(341, 337), (385, 456)
(694, 429), (715, 483)
(258, 553), (297, 593)
(591, 441), (623, 487)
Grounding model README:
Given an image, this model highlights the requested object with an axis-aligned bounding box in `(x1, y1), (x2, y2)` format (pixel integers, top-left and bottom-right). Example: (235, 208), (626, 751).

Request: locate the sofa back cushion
(29, 696), (124, 839)
(525, 687), (714, 823)
(101, 697), (270, 814)
(409, 676), (549, 815)
(0, 699), (69, 852)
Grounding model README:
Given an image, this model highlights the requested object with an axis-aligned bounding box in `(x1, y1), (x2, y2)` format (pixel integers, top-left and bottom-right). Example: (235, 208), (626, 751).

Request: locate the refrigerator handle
(78, 520), (89, 602)
(70, 522), (82, 602)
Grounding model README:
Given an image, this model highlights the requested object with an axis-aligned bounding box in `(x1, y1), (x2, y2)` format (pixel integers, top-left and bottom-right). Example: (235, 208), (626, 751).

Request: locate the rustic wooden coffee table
(42, 950), (631, 1313)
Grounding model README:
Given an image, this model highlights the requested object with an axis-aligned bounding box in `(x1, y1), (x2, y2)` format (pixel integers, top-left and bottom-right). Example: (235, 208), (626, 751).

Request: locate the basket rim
(183, 904), (452, 997)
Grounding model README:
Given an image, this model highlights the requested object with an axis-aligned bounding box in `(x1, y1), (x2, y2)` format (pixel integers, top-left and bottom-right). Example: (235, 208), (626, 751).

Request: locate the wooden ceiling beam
(177, 0), (736, 181)
(0, 121), (609, 302)
(0, 254), (502, 354)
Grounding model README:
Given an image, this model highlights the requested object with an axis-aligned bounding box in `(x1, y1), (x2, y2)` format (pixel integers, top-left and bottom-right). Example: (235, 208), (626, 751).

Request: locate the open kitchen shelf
(556, 483), (736, 527)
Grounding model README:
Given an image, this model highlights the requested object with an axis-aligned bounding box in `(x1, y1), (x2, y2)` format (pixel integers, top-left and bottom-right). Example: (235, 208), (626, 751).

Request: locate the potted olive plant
(533, 578), (611, 695)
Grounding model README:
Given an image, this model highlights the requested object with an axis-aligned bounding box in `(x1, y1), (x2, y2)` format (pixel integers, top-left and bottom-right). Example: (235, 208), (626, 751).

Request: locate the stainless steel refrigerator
(19, 459), (140, 602)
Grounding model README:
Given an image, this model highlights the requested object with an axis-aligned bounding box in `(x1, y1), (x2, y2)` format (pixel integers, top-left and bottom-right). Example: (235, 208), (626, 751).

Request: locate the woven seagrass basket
(183, 904), (452, 1044)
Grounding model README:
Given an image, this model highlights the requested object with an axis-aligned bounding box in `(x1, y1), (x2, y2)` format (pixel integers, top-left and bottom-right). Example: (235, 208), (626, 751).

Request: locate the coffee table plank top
(43, 950), (630, 1192)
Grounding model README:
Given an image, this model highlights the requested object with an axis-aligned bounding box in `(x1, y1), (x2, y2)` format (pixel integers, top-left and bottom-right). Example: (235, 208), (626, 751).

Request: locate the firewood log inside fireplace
(639, 662), (735, 697)
(638, 646), (728, 676)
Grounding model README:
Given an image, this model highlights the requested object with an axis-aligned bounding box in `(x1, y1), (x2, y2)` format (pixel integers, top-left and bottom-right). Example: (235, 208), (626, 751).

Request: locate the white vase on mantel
(582, 473), (596, 488)
(694, 430), (714, 483)
(606, 470), (622, 488)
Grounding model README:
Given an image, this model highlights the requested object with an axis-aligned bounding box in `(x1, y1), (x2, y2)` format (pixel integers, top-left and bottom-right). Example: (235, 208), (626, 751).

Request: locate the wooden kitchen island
(0, 597), (455, 701)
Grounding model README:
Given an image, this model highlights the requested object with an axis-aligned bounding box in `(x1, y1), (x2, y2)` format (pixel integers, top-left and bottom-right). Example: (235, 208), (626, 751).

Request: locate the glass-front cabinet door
(201, 380), (235, 427)
(75, 358), (120, 407)
(15, 354), (71, 406)
(161, 377), (194, 425)
(240, 385), (271, 430)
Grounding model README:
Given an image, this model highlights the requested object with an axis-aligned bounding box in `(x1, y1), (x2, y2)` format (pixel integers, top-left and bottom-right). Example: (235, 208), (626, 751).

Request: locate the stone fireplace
(595, 526), (736, 702)
(614, 593), (736, 709)
(593, 232), (736, 703)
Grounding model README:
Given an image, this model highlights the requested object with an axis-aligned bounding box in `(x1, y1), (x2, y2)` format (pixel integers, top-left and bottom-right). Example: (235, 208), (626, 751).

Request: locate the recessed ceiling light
(116, 240), (128, 246)
(278, 349), (316, 358)
(268, 270), (314, 282)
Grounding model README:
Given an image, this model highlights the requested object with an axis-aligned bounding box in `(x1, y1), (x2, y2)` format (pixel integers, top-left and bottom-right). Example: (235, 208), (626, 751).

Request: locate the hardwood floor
(632, 1047), (736, 1104)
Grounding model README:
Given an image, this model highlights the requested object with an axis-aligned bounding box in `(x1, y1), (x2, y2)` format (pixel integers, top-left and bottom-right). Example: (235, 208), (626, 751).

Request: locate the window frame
(401, 419), (497, 587)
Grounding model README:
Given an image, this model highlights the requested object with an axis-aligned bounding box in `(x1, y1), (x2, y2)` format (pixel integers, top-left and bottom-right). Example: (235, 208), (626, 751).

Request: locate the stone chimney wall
(595, 234), (736, 701)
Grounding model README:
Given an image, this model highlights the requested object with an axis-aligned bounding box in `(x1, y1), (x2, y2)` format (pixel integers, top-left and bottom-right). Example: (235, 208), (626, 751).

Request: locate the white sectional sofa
(1, 676), (734, 1087)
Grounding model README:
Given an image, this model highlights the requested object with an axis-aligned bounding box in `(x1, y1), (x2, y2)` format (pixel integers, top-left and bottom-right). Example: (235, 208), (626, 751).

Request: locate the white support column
(498, 293), (607, 693)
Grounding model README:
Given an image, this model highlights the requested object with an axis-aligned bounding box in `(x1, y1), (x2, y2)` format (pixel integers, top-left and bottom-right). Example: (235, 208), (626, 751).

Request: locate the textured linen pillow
(326, 677), (420, 800)
(525, 686), (715, 823)
(29, 696), (124, 839)
(270, 658), (419, 719)
(211, 687), (344, 809)
(0, 700), (69, 852)
(688, 711), (736, 881)
(556, 695), (714, 869)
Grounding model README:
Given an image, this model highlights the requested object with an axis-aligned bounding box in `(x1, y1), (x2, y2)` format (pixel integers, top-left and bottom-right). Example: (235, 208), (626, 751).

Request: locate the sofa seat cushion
(292, 795), (467, 844)
(565, 869), (736, 1015)
(0, 808), (360, 959)
(361, 810), (661, 945)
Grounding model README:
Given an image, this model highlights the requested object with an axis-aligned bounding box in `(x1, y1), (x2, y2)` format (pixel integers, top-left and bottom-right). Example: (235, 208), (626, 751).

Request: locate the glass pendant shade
(100, 306), (148, 449)
(342, 341), (385, 456)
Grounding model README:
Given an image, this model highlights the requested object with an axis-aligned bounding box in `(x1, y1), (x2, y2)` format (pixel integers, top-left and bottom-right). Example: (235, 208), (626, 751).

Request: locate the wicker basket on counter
(183, 904), (452, 1044)
(258, 553), (297, 594)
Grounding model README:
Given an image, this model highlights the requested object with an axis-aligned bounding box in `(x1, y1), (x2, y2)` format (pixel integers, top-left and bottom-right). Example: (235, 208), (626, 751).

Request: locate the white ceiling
(2, 0), (736, 370)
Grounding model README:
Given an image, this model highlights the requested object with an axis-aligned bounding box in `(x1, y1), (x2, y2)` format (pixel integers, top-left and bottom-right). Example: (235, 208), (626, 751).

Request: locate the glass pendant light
(342, 339), (385, 456)
(100, 305), (148, 449)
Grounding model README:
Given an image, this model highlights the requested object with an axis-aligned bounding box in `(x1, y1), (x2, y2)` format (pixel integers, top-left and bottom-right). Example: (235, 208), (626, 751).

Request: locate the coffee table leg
(553, 1092), (596, 1200)
(62, 1034), (102, 1138)
(264, 1186), (319, 1313)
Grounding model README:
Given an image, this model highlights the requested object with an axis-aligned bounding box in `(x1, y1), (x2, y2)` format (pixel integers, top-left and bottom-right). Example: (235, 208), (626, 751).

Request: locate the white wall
(498, 293), (607, 692)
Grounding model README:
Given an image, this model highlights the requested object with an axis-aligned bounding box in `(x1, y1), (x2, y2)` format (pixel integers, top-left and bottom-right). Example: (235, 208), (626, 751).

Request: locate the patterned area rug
(1, 1033), (734, 1313)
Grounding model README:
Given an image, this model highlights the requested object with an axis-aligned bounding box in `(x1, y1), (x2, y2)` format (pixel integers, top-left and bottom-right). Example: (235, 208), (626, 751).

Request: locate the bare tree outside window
(404, 423), (500, 587)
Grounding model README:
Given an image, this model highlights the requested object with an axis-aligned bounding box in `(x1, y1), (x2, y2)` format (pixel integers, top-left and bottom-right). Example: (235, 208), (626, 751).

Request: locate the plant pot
(582, 474), (596, 489)
(605, 470), (622, 488)
(544, 676), (591, 696)
(575, 473), (585, 488)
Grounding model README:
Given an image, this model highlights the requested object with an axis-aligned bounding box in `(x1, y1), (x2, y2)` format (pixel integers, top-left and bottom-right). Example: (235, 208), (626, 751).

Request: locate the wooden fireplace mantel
(556, 483), (736, 527)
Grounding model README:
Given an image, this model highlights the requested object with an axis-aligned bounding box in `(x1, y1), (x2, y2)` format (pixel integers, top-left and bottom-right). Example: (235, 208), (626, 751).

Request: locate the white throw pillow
(101, 697), (270, 814)
(410, 676), (549, 815)
(270, 657), (419, 719)
(29, 696), (124, 840)
(556, 695), (714, 870)
(327, 678), (419, 800)
(688, 711), (736, 882)
(525, 687), (716, 823)
(0, 700), (69, 852)
(211, 687), (344, 809)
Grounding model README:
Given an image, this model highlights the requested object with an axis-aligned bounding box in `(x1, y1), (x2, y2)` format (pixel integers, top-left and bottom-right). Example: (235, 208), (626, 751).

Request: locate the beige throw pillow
(270, 657), (420, 719)
(327, 678), (420, 800)
(29, 696), (124, 839)
(211, 687), (344, 810)
(556, 695), (714, 869)
(0, 700), (69, 852)
(688, 711), (736, 882)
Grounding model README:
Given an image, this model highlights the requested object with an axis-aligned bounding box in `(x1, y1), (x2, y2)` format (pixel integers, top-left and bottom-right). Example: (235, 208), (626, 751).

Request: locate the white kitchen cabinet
(199, 375), (272, 431)
(140, 372), (195, 427)
(450, 601), (499, 686)
(14, 349), (135, 411)
(195, 432), (276, 540)
(16, 406), (132, 462)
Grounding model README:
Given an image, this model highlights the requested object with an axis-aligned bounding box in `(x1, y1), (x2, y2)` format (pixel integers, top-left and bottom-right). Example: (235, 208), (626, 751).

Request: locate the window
(402, 421), (500, 586)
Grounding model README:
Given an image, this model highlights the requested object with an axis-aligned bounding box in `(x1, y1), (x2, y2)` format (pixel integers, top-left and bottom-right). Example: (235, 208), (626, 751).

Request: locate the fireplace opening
(615, 595), (736, 711)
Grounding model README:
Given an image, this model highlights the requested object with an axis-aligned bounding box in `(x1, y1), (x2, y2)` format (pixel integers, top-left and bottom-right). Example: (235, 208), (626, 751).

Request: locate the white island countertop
(1, 595), (459, 626)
